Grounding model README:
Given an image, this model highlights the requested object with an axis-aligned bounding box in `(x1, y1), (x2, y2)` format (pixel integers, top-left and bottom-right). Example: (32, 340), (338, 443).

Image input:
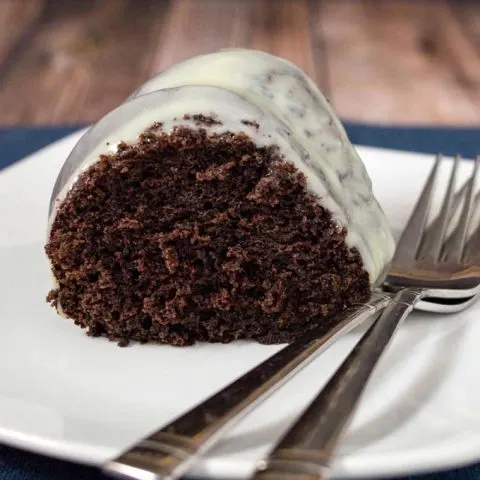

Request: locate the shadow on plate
(213, 315), (467, 458)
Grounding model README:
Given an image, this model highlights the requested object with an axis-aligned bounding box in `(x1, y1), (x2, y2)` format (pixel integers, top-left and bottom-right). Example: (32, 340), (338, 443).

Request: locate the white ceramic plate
(1, 131), (479, 479)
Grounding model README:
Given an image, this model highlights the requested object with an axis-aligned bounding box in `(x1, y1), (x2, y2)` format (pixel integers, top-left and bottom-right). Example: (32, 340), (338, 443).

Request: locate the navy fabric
(0, 124), (479, 479)
(344, 123), (480, 159)
(0, 125), (83, 171)
(1, 122), (480, 171)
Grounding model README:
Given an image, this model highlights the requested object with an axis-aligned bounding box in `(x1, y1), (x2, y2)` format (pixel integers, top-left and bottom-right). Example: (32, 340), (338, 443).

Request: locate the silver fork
(251, 153), (480, 480)
(104, 155), (478, 480)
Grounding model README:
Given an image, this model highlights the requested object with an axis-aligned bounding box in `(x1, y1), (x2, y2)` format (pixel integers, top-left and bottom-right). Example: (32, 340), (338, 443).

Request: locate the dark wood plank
(149, 0), (320, 88)
(1, 0), (480, 125)
(0, 0), (171, 125)
(450, 1), (480, 51)
(244, 0), (317, 84)
(407, 1), (480, 122)
(0, 0), (46, 75)
(319, 0), (480, 124)
(443, 2), (480, 95)
(0, 0), (324, 125)
(307, 0), (331, 98)
(148, 0), (243, 71)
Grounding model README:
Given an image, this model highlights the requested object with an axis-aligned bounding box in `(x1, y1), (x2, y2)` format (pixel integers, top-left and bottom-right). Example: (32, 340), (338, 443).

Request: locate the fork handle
(251, 288), (425, 480)
(104, 293), (391, 480)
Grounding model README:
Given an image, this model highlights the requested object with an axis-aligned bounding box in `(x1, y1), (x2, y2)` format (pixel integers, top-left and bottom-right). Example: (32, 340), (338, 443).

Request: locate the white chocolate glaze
(49, 49), (395, 285)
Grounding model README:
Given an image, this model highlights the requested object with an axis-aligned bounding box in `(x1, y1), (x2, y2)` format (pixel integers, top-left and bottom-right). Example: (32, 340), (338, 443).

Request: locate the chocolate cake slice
(45, 49), (395, 346)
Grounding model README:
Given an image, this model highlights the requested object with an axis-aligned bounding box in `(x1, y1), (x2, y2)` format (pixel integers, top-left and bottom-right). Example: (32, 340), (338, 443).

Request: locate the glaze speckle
(49, 49), (395, 285)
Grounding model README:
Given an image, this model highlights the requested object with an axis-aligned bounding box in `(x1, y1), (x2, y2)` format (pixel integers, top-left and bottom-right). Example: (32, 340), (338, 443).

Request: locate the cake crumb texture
(46, 127), (370, 346)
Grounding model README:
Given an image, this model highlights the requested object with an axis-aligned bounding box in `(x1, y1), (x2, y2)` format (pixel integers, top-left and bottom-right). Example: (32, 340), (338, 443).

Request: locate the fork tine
(442, 154), (480, 263)
(462, 159), (480, 263)
(434, 179), (470, 258)
(419, 155), (460, 262)
(393, 154), (440, 265)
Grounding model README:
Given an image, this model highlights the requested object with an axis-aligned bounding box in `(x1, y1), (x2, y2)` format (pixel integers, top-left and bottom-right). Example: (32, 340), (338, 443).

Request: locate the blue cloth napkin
(0, 124), (479, 480)
(1, 123), (480, 171)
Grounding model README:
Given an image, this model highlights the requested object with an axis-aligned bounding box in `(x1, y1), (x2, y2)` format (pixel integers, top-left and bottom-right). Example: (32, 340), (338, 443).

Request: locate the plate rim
(1, 131), (479, 479)
(2, 417), (480, 479)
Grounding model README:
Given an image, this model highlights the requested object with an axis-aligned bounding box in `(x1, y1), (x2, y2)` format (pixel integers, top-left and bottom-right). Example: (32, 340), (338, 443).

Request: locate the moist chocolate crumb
(183, 114), (222, 126)
(242, 120), (260, 130)
(146, 121), (164, 132)
(45, 126), (370, 346)
(46, 289), (58, 307)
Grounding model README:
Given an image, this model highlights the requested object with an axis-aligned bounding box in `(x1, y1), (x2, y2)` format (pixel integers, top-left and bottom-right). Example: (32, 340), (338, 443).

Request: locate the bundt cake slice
(45, 50), (395, 346)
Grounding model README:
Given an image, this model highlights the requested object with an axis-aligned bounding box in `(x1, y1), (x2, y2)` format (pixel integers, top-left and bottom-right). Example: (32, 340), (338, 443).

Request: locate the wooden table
(0, 0), (479, 126)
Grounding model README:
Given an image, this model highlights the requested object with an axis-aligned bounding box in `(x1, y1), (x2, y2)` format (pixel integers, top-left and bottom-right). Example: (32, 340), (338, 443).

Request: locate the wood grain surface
(0, 0), (479, 126)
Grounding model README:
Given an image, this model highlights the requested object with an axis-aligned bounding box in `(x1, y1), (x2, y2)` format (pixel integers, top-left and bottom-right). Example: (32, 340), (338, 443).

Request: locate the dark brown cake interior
(46, 125), (370, 346)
